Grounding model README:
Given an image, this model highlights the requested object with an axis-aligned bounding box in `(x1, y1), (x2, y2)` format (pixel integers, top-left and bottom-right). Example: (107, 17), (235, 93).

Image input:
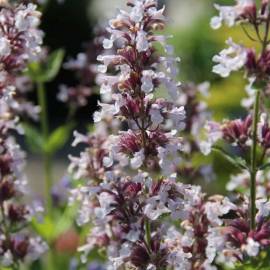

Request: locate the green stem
(145, 219), (151, 248)
(250, 89), (260, 230)
(37, 82), (53, 216)
(37, 82), (55, 270)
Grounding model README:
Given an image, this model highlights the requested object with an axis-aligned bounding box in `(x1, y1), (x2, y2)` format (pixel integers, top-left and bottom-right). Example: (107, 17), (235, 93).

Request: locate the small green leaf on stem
(45, 124), (74, 155)
(212, 146), (248, 170)
(23, 123), (44, 154)
(27, 49), (65, 83)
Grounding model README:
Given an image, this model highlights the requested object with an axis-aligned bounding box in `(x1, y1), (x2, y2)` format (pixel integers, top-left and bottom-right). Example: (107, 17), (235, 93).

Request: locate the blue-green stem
(250, 89), (260, 230)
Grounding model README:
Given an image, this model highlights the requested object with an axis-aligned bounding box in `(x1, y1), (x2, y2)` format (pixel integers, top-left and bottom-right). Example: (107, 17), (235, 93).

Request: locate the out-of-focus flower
(212, 38), (247, 78)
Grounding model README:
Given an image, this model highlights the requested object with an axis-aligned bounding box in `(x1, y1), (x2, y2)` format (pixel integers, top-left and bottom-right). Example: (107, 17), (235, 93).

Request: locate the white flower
(169, 106), (186, 131)
(256, 198), (270, 217)
(205, 197), (236, 226)
(136, 30), (149, 52)
(130, 1), (144, 22)
(64, 53), (87, 69)
(244, 238), (260, 257)
(147, 264), (156, 270)
(200, 121), (223, 155)
(206, 228), (225, 263)
(144, 200), (170, 220)
(95, 192), (115, 220)
(93, 101), (119, 122)
(0, 37), (10, 56)
(158, 143), (181, 176)
(210, 5), (237, 29)
(210, 0), (255, 29)
(15, 4), (40, 31)
(167, 247), (191, 270)
(72, 130), (89, 147)
(160, 56), (180, 77)
(1, 251), (13, 266)
(97, 54), (123, 73)
(27, 237), (48, 261)
(150, 104), (163, 125)
(141, 70), (154, 93)
(103, 38), (114, 49)
(103, 154), (114, 168)
(198, 81), (210, 97)
(131, 149), (144, 169)
(258, 113), (268, 143)
(212, 38), (247, 78)
(241, 77), (256, 108)
(125, 228), (140, 242)
(161, 76), (181, 100)
(110, 243), (131, 268)
(227, 171), (249, 192)
(199, 141), (213, 156)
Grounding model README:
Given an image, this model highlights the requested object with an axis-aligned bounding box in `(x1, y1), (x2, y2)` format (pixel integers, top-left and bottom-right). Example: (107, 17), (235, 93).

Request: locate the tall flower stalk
(207, 0), (270, 230)
(66, 0), (270, 269)
(0, 2), (47, 269)
(250, 89), (260, 229)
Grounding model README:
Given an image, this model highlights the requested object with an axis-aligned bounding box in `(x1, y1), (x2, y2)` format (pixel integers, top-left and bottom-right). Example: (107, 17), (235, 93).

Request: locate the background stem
(37, 82), (53, 216)
(250, 89), (260, 230)
(37, 82), (55, 270)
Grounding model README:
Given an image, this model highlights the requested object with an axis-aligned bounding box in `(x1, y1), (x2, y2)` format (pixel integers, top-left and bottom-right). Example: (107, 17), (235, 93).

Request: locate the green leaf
(31, 216), (55, 241)
(26, 49), (65, 83)
(23, 123), (44, 154)
(30, 259), (43, 270)
(32, 207), (77, 242)
(39, 49), (65, 82)
(259, 163), (270, 171)
(27, 61), (42, 81)
(54, 205), (77, 236)
(212, 146), (249, 170)
(45, 124), (73, 154)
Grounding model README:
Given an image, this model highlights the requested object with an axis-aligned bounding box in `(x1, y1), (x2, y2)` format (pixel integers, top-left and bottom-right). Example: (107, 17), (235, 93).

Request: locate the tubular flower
(93, 0), (185, 177)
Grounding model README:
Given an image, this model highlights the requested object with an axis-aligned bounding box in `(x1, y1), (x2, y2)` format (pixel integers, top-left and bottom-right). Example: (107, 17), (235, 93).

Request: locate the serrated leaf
(23, 123), (44, 154)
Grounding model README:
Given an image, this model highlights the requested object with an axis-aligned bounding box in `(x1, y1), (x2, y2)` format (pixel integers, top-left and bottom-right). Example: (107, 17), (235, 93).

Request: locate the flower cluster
(0, 108), (47, 268)
(67, 0), (270, 269)
(0, 2), (42, 99)
(58, 27), (109, 110)
(177, 82), (214, 183)
(198, 0), (270, 267)
(211, 1), (270, 83)
(92, 0), (186, 177)
(0, 2), (46, 268)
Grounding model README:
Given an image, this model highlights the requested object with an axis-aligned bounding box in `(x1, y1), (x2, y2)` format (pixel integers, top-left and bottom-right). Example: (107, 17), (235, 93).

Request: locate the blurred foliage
(167, 6), (262, 194)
